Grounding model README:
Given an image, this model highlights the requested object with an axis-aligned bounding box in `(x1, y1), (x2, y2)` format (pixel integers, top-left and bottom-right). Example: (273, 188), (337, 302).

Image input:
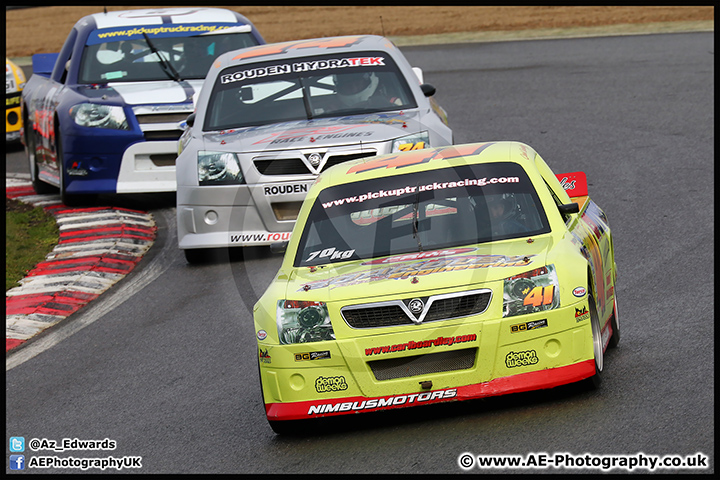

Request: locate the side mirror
(558, 203), (579, 215)
(420, 83), (436, 97)
(420, 84), (436, 97)
(270, 242), (288, 254)
(186, 113), (195, 127)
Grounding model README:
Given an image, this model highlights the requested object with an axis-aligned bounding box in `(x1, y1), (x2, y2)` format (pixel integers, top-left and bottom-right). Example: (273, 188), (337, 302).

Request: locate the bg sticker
(295, 351), (331, 361)
(510, 319), (548, 333)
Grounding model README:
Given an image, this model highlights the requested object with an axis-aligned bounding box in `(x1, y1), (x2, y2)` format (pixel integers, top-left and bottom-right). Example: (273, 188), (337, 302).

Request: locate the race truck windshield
(204, 51), (418, 131)
(79, 28), (260, 83)
(294, 162), (552, 267)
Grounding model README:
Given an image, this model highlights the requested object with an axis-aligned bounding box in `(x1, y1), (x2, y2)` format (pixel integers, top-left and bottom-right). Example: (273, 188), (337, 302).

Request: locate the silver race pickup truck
(176, 35), (453, 263)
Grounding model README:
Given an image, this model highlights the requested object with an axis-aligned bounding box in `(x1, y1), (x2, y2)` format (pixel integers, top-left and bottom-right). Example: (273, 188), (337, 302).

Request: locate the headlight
(391, 131), (430, 152)
(503, 265), (560, 318)
(197, 151), (244, 185)
(69, 103), (129, 130)
(277, 300), (335, 345)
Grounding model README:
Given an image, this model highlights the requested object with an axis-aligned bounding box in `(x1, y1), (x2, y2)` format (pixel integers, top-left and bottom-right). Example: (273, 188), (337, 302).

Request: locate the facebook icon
(9, 454), (25, 470)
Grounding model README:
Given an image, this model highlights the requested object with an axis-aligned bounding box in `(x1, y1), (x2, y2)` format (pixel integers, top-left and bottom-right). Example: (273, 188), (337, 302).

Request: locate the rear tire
(587, 292), (604, 389)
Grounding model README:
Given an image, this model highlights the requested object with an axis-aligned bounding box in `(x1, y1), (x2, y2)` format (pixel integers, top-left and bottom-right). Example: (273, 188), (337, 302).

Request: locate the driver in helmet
(487, 194), (527, 236)
(178, 40), (213, 75)
(334, 72), (401, 108)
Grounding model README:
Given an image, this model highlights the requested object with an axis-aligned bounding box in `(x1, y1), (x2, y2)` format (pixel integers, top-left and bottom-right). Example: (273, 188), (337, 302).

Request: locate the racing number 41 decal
(523, 285), (555, 307)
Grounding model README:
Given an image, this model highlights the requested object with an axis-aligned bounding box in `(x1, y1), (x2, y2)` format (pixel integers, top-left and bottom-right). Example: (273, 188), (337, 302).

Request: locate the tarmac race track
(5, 30), (714, 473)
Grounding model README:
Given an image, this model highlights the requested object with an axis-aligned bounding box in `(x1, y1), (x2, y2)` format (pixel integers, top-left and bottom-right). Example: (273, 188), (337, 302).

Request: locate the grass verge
(6, 197), (59, 291)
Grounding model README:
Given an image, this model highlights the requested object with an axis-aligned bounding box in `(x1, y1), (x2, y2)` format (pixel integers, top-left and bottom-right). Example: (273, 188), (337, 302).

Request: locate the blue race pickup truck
(21, 7), (265, 205)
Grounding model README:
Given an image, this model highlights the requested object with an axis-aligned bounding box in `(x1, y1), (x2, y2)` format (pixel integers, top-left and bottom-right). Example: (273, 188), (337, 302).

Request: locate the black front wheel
(184, 248), (210, 264)
(268, 419), (306, 436)
(57, 130), (76, 206)
(26, 116), (55, 195)
(608, 297), (620, 348)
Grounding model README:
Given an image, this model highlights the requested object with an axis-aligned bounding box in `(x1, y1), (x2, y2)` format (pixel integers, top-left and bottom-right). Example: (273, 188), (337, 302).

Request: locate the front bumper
(264, 360), (595, 420)
(115, 140), (178, 193)
(177, 180), (314, 249)
(258, 301), (596, 422)
(177, 204), (294, 248)
(62, 134), (179, 195)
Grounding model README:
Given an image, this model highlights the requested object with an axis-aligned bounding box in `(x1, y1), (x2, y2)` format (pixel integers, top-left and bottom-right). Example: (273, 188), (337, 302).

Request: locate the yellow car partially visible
(6, 58), (26, 143)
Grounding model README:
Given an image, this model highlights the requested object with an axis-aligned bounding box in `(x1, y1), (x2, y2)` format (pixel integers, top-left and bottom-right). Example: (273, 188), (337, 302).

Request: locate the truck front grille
(254, 158), (308, 175)
(254, 150), (377, 176)
(135, 113), (189, 124)
(341, 289), (492, 329)
(133, 107), (192, 142)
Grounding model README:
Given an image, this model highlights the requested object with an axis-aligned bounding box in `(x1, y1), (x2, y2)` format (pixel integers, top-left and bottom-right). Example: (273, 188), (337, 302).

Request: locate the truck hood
(80, 79), (204, 105)
(202, 110), (424, 152)
(282, 236), (555, 303)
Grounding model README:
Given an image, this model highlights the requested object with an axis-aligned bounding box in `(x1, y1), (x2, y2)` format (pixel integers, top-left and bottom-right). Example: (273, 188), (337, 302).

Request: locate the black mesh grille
(342, 305), (412, 328)
(424, 293), (492, 322)
(136, 112), (188, 142)
(254, 159), (308, 175)
(254, 151), (377, 176)
(136, 113), (189, 124)
(369, 348), (477, 380)
(342, 291), (491, 329)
